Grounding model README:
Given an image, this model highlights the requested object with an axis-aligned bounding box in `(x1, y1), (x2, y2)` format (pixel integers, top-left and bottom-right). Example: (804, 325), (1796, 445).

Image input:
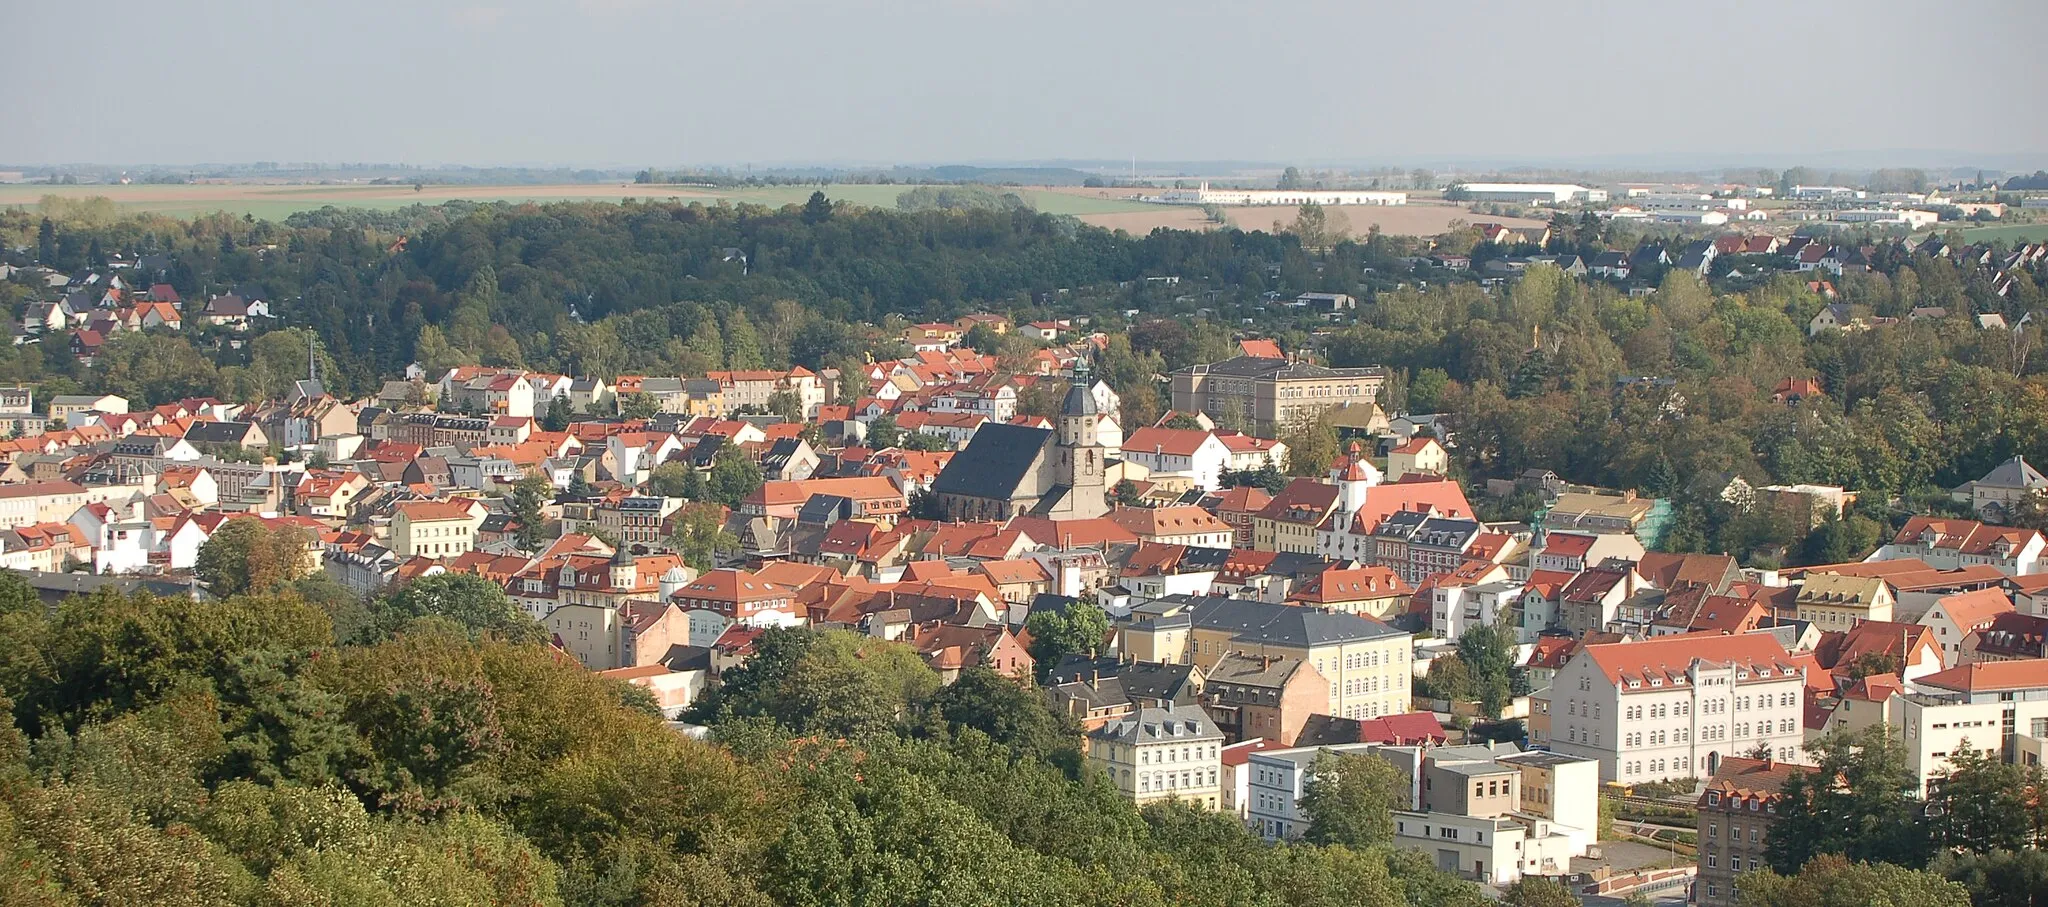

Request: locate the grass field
(1959, 222), (2048, 243)
(0, 181), (1495, 236)
(0, 182), (1162, 222)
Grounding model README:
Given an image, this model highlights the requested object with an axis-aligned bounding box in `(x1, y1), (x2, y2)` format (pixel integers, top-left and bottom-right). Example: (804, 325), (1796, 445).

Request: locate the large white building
(1900, 660), (2048, 794)
(1246, 742), (1599, 886)
(1088, 704), (1226, 809)
(1545, 632), (1808, 783)
(1147, 183), (1408, 207)
(1453, 183), (1608, 205)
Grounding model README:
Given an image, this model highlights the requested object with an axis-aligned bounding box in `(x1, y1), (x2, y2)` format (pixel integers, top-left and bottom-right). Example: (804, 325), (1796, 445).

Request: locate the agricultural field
(1958, 221), (2048, 244)
(0, 181), (1513, 236)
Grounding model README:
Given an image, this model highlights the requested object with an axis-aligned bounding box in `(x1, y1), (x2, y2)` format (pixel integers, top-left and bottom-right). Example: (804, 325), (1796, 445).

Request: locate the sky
(4, 0), (2044, 170)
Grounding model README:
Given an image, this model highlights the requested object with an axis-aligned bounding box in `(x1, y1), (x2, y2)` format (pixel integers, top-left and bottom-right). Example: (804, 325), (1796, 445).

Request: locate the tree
(1112, 479), (1143, 506)
(1298, 750), (1407, 847)
(801, 190), (832, 225)
(1766, 725), (1931, 874)
(1928, 740), (2037, 852)
(540, 393), (571, 432)
(1456, 620), (1517, 718)
(668, 503), (738, 572)
(1738, 854), (1970, 907)
(194, 519), (314, 596)
(1281, 411), (1339, 477)
(508, 475), (551, 552)
(1162, 413), (1203, 430)
(765, 389), (803, 421)
(706, 447), (763, 509)
(1933, 848), (2048, 907)
(928, 665), (1078, 760)
(617, 391), (661, 421)
(866, 413), (901, 449)
(370, 573), (544, 644)
(1499, 876), (1579, 907)
(1022, 604), (1110, 682)
(1277, 166), (1306, 190)
(648, 461), (695, 498)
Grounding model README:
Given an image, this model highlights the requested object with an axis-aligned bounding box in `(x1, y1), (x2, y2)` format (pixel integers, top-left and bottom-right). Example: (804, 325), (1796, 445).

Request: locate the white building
(1832, 209), (1940, 229)
(1089, 704), (1225, 809)
(1900, 660), (2048, 794)
(1147, 183), (1408, 207)
(1546, 632), (1808, 783)
(1454, 183), (1608, 205)
(1119, 427), (1235, 491)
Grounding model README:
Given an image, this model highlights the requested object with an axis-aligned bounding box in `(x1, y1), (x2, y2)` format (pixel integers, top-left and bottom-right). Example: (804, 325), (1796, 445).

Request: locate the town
(0, 158), (2046, 904)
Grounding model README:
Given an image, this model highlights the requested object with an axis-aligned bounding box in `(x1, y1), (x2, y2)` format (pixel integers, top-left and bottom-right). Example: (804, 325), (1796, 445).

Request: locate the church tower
(1050, 377), (1110, 519)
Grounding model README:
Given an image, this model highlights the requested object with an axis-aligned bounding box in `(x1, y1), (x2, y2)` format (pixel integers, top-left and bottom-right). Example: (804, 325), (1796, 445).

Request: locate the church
(929, 382), (1111, 521)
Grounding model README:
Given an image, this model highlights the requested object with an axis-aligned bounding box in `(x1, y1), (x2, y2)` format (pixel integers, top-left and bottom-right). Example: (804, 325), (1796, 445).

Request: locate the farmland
(0, 181), (1515, 236)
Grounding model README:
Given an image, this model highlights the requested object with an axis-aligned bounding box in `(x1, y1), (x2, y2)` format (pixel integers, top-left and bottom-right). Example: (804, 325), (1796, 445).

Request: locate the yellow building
(1122, 596), (1413, 720)
(1793, 573), (1895, 630)
(391, 499), (485, 559)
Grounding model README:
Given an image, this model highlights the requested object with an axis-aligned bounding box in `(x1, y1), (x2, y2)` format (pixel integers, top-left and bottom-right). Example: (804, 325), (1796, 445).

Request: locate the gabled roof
(930, 423), (1051, 500)
(1917, 660), (2048, 695)
(1579, 631), (1799, 687)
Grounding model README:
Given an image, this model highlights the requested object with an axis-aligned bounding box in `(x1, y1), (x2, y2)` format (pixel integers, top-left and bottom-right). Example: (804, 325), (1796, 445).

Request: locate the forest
(0, 561), (1499, 907)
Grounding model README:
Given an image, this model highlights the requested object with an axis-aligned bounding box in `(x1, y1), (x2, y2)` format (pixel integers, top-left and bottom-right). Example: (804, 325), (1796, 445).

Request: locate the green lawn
(1959, 222), (2048, 244)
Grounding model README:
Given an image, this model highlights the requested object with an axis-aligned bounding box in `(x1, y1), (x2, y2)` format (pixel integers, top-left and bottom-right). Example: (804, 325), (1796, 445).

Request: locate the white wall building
(1454, 183), (1608, 205)
(1148, 183), (1408, 207)
(1547, 632), (1808, 783)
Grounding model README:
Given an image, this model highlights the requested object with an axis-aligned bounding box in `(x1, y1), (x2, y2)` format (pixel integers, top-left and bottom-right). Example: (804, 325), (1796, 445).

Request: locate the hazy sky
(4, 0), (2043, 168)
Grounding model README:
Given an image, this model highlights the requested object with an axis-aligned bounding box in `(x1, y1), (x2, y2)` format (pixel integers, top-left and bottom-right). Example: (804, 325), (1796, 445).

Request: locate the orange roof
(1933, 587), (2015, 631)
(1007, 516), (1138, 549)
(1107, 505), (1232, 537)
(1390, 436), (1442, 456)
(1237, 338), (1285, 359)
(395, 499), (479, 522)
(1289, 566), (1411, 604)
(1917, 660), (2048, 694)
(1580, 631), (1800, 687)
(977, 558), (1050, 585)
(1123, 427), (1217, 458)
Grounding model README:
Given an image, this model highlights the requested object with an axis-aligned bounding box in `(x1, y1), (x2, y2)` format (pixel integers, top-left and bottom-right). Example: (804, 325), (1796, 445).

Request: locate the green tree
(509, 475), (551, 552)
(928, 665), (1078, 760)
(1928, 740), (2037, 852)
(540, 392), (571, 432)
(707, 448), (763, 509)
(865, 413), (901, 449)
(1499, 876), (1579, 907)
(1933, 848), (2048, 907)
(617, 390), (661, 421)
(1022, 604), (1110, 682)
(801, 190), (832, 225)
(1456, 620), (1517, 718)
(370, 573), (544, 644)
(668, 503), (739, 572)
(194, 519), (315, 596)
(1766, 725), (1931, 873)
(1282, 411), (1340, 477)
(765, 389), (803, 421)
(648, 461), (695, 498)
(1298, 750), (1407, 847)
(1738, 854), (1970, 907)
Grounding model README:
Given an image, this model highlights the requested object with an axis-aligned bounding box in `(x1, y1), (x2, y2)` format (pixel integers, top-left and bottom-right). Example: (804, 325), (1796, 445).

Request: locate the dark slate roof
(1178, 355), (1386, 381)
(1177, 545), (1234, 573)
(1979, 456), (2047, 490)
(1062, 383), (1099, 416)
(184, 420), (257, 443)
(931, 422), (1050, 499)
(1182, 594), (1405, 647)
(797, 494), (851, 526)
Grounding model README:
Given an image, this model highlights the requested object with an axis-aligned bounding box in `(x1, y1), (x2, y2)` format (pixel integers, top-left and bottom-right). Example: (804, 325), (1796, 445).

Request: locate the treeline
(0, 558), (1493, 907)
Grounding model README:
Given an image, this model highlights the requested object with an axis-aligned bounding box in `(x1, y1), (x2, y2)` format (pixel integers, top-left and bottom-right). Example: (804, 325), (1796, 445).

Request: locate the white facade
(1148, 183), (1408, 207)
(1454, 183), (1608, 204)
(1547, 636), (1808, 783)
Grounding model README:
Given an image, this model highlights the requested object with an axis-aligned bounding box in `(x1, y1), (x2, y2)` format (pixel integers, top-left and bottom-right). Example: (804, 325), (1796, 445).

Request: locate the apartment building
(1695, 757), (1811, 907)
(1120, 595), (1413, 720)
(1169, 355), (1389, 436)
(389, 499), (485, 559)
(1793, 573), (1895, 630)
(1547, 632), (1808, 783)
(1087, 703), (1225, 809)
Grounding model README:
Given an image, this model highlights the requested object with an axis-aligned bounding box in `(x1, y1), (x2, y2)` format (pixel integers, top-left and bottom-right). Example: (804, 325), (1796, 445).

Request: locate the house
(47, 393), (129, 427)
(1694, 757), (1812, 907)
(1385, 436), (1446, 481)
(200, 294), (270, 329)
(1545, 631), (1807, 782)
(1389, 745), (1599, 885)
(1955, 456), (2048, 522)
(1200, 653), (1326, 746)
(1119, 595), (1412, 720)
(1108, 505), (1235, 548)
(1792, 573), (1894, 630)
(1293, 292), (1356, 311)
(1087, 704), (1224, 809)
(669, 567), (804, 647)
(1770, 377), (1824, 405)
(1589, 251), (1632, 280)
(1808, 303), (1856, 336)
(1870, 516), (2044, 576)
(390, 499), (485, 559)
(1917, 587), (2014, 666)
(1120, 427), (1234, 491)
(183, 420), (271, 454)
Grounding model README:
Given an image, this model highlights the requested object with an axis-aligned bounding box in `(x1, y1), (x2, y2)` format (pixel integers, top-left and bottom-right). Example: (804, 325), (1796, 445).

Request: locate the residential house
(390, 499), (485, 559)
(1695, 757), (1811, 907)
(1087, 704), (1224, 809)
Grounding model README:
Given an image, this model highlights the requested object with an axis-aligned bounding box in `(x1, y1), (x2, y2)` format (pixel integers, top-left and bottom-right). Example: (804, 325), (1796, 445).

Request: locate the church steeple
(1049, 375), (1110, 519)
